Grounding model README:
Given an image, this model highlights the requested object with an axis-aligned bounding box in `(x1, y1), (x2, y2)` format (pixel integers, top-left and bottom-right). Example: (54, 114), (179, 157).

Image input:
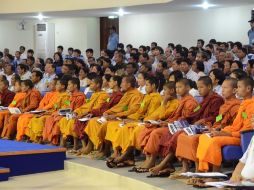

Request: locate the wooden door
(100, 17), (119, 50)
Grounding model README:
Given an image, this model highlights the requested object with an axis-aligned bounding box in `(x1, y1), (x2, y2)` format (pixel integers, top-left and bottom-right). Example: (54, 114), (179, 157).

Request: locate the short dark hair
(248, 59), (254, 68)
(177, 78), (191, 87)
(209, 69), (225, 85)
(239, 77), (254, 91)
(224, 78), (238, 89)
(21, 79), (34, 89)
(57, 45), (64, 51)
(124, 75), (136, 88)
(196, 61), (204, 72)
(69, 77), (80, 90)
(164, 81), (176, 91)
(181, 58), (192, 66)
(1, 79), (9, 86)
(198, 76), (213, 87)
(146, 76), (159, 90)
(18, 64), (28, 72)
(27, 49), (34, 54)
(32, 70), (43, 80)
(92, 76), (103, 88)
(231, 69), (248, 80)
(169, 70), (183, 82)
(27, 56), (35, 63)
(112, 75), (122, 87)
(232, 60), (243, 70)
(197, 39), (205, 46)
(86, 48), (94, 54)
(74, 49), (81, 55)
(68, 47), (73, 51)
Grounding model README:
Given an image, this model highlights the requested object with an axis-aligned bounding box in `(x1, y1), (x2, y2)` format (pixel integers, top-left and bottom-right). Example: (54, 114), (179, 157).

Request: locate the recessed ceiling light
(113, 8), (129, 16)
(108, 16), (118, 19)
(195, 1), (216, 9)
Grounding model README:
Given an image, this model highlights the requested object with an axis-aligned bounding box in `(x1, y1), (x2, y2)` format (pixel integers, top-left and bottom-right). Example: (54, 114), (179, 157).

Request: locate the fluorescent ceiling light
(33, 13), (48, 20)
(108, 15), (118, 19)
(195, 1), (216, 9)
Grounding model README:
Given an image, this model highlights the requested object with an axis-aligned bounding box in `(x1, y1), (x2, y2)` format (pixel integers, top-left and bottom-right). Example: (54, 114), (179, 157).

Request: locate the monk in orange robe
(43, 77), (85, 145)
(0, 80), (26, 134)
(16, 79), (58, 141)
(135, 79), (198, 172)
(81, 75), (123, 157)
(26, 78), (71, 143)
(152, 76), (224, 176)
(196, 77), (253, 172)
(1, 80), (41, 139)
(105, 77), (162, 167)
(59, 76), (109, 151)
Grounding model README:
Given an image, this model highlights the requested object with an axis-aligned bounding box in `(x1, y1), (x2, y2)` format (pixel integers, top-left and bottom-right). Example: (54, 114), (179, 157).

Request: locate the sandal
(135, 168), (150, 173)
(128, 166), (139, 172)
(106, 160), (117, 168)
(116, 160), (135, 168)
(147, 168), (173, 178)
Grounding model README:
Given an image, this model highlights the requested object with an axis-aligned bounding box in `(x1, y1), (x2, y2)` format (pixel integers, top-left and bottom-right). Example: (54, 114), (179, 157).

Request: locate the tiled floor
(0, 155), (217, 190)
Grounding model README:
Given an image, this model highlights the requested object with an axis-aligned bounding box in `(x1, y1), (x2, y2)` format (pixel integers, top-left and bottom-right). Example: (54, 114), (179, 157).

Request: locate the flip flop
(128, 167), (139, 172)
(147, 171), (171, 178)
(116, 160), (135, 168)
(106, 160), (117, 168)
(135, 168), (150, 173)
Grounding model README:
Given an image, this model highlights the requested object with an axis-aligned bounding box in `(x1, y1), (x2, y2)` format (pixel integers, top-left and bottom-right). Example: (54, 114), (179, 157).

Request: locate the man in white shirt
(180, 58), (199, 82)
(41, 62), (56, 91)
(3, 63), (15, 85)
(31, 70), (44, 93)
(236, 47), (249, 70)
(19, 46), (27, 60)
(17, 64), (31, 80)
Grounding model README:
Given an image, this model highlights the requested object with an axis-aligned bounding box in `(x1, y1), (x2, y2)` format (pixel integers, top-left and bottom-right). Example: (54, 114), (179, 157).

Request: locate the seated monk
(25, 77), (71, 143)
(16, 78), (58, 141)
(43, 77), (85, 145)
(81, 76), (143, 156)
(58, 76), (109, 151)
(105, 77), (162, 167)
(1, 80), (41, 139)
(196, 77), (253, 172)
(80, 76), (123, 158)
(135, 79), (198, 173)
(0, 80), (26, 135)
(0, 79), (15, 107)
(149, 76), (224, 177)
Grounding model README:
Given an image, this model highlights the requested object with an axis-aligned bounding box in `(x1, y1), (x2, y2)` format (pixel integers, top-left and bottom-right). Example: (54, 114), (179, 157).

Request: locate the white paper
(205, 181), (238, 188)
(147, 120), (160, 125)
(78, 117), (90, 122)
(181, 172), (227, 178)
(119, 123), (124, 128)
(8, 107), (21, 114)
(30, 110), (46, 114)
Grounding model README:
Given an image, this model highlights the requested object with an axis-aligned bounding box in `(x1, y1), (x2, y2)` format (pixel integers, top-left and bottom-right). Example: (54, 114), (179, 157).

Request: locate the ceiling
(0, 0), (253, 20)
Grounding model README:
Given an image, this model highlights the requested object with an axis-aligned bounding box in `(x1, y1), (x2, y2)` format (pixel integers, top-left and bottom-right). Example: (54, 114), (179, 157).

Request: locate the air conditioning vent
(37, 24), (46, 31)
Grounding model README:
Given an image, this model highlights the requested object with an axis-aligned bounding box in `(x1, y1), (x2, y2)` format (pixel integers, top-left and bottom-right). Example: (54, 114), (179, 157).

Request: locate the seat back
(241, 130), (254, 153)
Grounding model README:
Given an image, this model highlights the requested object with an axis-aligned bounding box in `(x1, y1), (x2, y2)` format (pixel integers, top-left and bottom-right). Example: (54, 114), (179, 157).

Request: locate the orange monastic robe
(137, 98), (179, 150)
(26, 92), (70, 142)
(59, 91), (108, 140)
(1, 89), (41, 138)
(43, 91), (86, 144)
(143, 95), (198, 155)
(0, 92), (26, 134)
(16, 91), (58, 141)
(107, 92), (162, 152)
(197, 97), (252, 171)
(85, 89), (143, 149)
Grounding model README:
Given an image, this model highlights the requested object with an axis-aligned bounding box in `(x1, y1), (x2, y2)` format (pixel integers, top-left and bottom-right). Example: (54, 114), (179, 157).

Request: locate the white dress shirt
(186, 69), (200, 82)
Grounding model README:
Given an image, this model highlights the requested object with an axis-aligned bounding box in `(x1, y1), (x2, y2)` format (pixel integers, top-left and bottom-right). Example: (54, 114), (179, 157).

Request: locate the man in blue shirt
(248, 10), (254, 46)
(107, 26), (119, 58)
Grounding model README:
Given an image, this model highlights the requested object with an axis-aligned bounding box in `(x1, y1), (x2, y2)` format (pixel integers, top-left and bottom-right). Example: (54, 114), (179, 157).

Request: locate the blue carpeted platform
(0, 167), (10, 181)
(0, 140), (66, 177)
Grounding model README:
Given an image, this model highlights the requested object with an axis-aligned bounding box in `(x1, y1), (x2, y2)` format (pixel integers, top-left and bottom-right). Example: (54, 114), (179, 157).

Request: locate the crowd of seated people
(0, 39), (254, 188)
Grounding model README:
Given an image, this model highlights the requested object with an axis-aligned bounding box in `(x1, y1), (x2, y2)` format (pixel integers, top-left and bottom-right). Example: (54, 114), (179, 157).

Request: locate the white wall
(0, 17), (100, 58)
(119, 5), (253, 48)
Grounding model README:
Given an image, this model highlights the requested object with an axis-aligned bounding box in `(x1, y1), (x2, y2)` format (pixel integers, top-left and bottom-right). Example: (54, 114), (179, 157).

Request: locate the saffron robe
(43, 91), (86, 144)
(197, 98), (253, 171)
(1, 89), (41, 138)
(16, 91), (58, 141)
(84, 89), (143, 149)
(59, 91), (109, 139)
(26, 92), (70, 142)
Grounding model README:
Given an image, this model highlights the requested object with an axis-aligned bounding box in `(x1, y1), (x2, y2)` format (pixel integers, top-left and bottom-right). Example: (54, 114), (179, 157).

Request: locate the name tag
(193, 105), (201, 112)
(242, 112), (248, 120)
(216, 114), (223, 122)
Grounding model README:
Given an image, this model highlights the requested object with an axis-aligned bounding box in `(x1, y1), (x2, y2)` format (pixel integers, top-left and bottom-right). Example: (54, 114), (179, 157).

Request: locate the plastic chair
(222, 130), (254, 161)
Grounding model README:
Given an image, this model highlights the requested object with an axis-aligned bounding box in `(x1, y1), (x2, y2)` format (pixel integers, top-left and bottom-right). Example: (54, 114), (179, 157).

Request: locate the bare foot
(149, 163), (166, 175)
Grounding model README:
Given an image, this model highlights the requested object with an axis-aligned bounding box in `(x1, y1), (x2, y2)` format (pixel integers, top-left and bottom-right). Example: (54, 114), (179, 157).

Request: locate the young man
(16, 79), (58, 141)
(0, 78), (15, 106)
(137, 79), (198, 173)
(105, 77), (161, 167)
(59, 76), (109, 150)
(25, 78), (70, 143)
(82, 76), (123, 157)
(31, 70), (44, 93)
(196, 77), (253, 172)
(1, 80), (41, 139)
(0, 80), (26, 134)
(171, 76), (224, 175)
(180, 58), (199, 82)
(43, 77), (85, 145)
